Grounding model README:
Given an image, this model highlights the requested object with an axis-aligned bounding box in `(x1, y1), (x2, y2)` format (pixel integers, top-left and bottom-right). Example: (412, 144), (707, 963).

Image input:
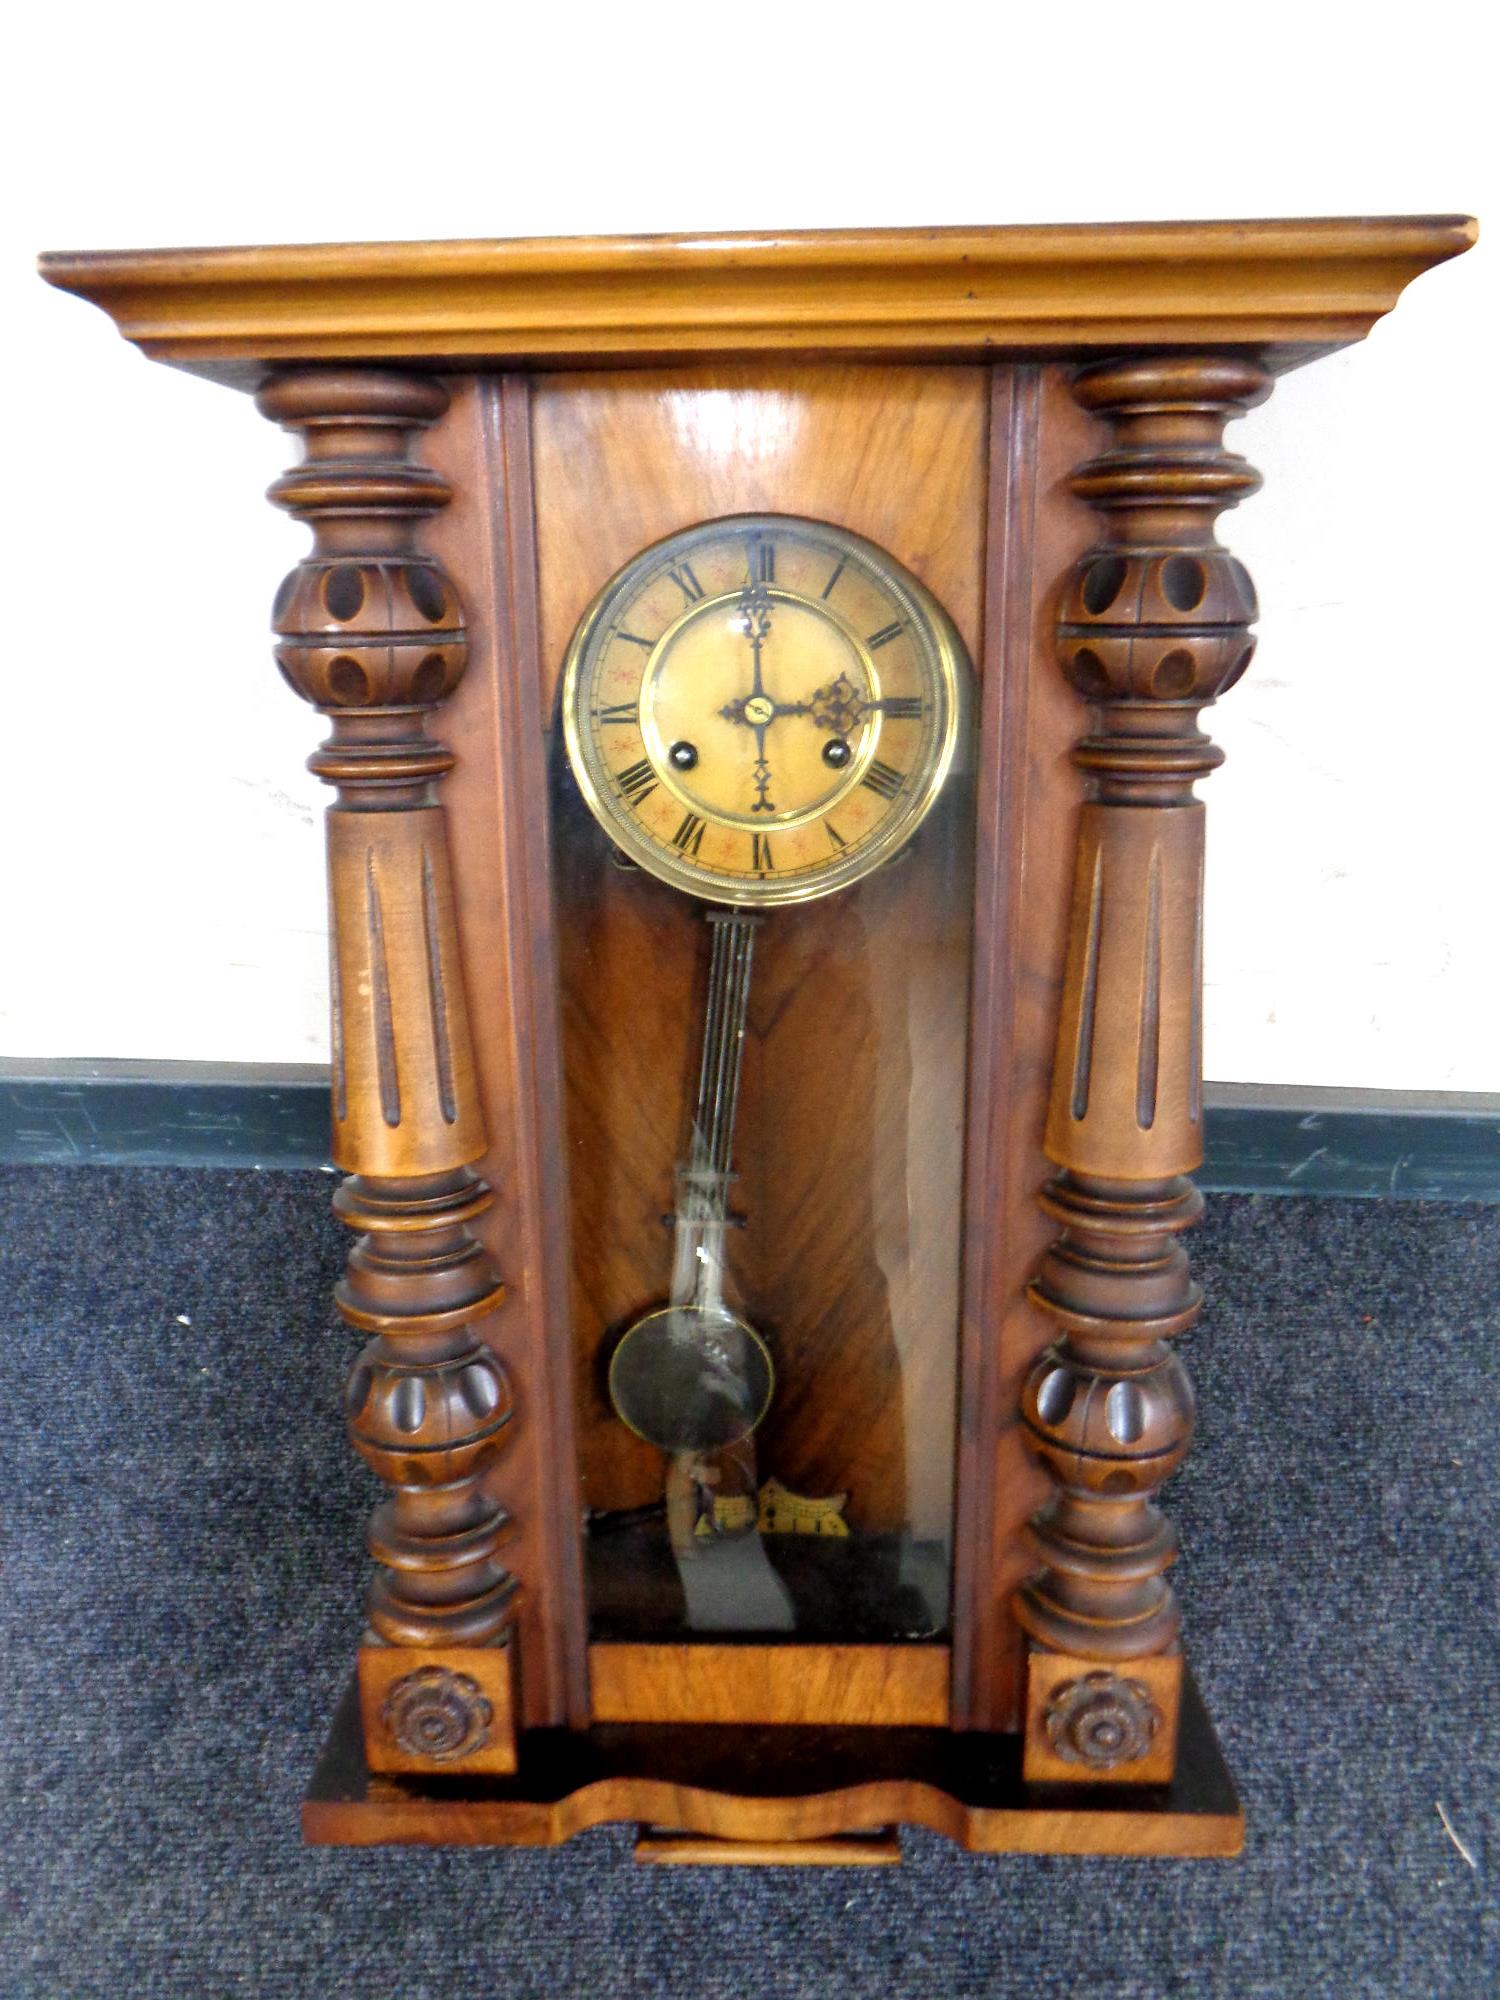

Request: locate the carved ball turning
(1043, 1670), (1162, 1770)
(1058, 547), (1257, 706)
(381, 1666), (493, 1763)
(1021, 1345), (1195, 1494)
(271, 556), (467, 709)
(345, 1341), (513, 1488)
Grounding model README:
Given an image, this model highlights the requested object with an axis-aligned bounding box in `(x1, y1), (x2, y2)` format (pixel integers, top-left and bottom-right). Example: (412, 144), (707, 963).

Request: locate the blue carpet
(0, 1167), (1495, 1999)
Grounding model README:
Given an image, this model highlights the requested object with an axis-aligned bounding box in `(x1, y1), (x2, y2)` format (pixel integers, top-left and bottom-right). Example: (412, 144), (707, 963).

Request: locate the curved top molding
(40, 216), (1476, 388)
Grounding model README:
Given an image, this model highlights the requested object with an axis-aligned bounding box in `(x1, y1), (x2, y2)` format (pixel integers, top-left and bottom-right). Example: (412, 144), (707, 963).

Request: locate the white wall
(8, 2), (1496, 1090)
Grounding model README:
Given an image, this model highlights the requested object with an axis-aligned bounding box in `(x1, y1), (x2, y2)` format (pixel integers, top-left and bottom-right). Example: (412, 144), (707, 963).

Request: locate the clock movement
(41, 216), (1475, 1862)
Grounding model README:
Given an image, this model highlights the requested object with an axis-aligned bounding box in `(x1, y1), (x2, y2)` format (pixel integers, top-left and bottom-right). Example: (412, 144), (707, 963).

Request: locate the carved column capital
(1057, 355), (1271, 805)
(260, 369), (469, 716)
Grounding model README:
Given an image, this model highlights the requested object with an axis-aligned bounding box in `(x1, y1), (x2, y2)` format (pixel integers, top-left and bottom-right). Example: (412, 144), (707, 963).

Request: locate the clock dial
(561, 515), (966, 904)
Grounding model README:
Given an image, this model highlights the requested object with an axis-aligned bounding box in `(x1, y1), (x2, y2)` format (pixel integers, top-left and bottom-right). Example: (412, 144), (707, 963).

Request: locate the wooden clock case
(41, 218), (1475, 1863)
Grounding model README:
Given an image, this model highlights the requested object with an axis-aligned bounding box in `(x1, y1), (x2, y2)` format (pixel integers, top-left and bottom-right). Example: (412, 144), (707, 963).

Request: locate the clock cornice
(39, 215), (1475, 388)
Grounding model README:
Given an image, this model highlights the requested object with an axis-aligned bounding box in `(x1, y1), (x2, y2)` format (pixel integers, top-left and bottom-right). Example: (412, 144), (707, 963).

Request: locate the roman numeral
(616, 758), (657, 806)
(596, 702), (637, 726)
(671, 811), (706, 857)
(821, 556), (847, 599)
(825, 822), (848, 850)
(862, 759), (903, 801)
(867, 622), (905, 651)
(878, 696), (923, 719)
(750, 832), (775, 872)
(667, 563), (705, 603)
(616, 629), (653, 649)
(750, 540), (776, 584)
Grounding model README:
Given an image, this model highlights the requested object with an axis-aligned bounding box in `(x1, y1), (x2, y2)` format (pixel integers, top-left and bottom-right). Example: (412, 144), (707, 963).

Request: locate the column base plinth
(357, 1640), (518, 1776)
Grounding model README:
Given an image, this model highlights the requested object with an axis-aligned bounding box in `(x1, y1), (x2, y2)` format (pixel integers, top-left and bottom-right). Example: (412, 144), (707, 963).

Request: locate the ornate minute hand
(719, 582), (790, 813)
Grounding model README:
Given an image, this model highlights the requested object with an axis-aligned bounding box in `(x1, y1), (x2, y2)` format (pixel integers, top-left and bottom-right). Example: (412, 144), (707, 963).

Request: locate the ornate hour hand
(802, 671), (921, 735)
(806, 670), (866, 738)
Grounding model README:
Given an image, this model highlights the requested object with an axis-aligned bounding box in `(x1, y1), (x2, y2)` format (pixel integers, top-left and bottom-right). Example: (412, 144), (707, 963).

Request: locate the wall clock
(41, 216), (1474, 1863)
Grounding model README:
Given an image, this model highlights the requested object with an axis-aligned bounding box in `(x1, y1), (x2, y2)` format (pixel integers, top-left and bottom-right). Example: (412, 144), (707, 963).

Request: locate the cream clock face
(561, 514), (966, 905)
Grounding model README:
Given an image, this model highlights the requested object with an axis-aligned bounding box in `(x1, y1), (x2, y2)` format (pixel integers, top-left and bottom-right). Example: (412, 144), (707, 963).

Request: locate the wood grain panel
(634, 1830), (902, 1865)
(531, 365), (987, 1560)
(949, 366), (1109, 1732)
(588, 1644), (950, 1726)
(427, 378), (590, 1728)
(533, 364), (986, 696)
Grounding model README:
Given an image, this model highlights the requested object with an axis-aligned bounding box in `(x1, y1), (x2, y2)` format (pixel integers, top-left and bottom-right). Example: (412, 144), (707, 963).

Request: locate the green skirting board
(1, 1062), (1497, 1201)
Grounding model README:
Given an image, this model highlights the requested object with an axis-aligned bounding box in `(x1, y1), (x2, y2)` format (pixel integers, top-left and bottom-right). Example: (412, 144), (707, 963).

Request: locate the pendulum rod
(672, 909), (761, 1306)
(694, 910), (759, 1180)
(665, 908), (790, 1625)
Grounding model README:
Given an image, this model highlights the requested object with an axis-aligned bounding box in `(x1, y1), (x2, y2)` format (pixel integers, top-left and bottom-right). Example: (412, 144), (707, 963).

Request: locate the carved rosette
(258, 370), (516, 1658)
(1043, 1670), (1162, 1771)
(1018, 358), (1271, 1773)
(382, 1666), (494, 1763)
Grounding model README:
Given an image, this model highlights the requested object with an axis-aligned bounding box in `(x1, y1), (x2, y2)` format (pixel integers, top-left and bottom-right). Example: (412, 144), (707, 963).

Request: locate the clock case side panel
(425, 376), (590, 1731)
(950, 365), (1108, 1734)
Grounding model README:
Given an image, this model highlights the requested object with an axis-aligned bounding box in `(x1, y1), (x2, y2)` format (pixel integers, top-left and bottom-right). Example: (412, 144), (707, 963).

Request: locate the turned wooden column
(1016, 355), (1271, 1784)
(259, 369), (519, 1775)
